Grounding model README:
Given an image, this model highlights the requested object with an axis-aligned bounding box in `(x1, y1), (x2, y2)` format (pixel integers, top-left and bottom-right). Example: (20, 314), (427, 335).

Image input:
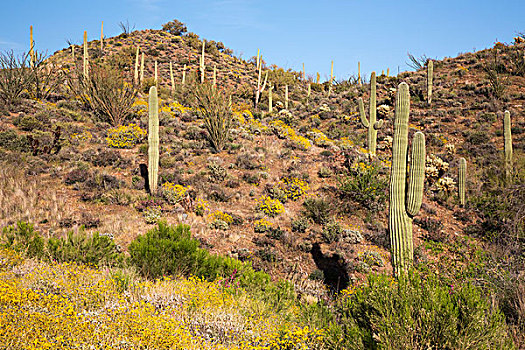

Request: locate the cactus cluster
(148, 86), (159, 194)
(358, 72), (384, 155)
(389, 82), (426, 275)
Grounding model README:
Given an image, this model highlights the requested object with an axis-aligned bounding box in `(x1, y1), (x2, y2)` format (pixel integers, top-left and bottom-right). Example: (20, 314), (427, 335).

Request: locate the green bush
(1, 221), (45, 258)
(302, 198), (331, 225)
(47, 231), (123, 267)
(331, 271), (514, 349)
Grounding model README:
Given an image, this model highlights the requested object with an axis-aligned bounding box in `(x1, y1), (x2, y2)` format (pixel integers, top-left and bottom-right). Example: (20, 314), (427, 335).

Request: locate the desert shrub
(190, 82), (232, 152)
(161, 182), (190, 204)
(0, 130), (29, 152)
(338, 160), (388, 212)
(1, 222), (45, 258)
(332, 271), (514, 349)
(28, 51), (62, 101)
(207, 162), (227, 182)
(322, 220), (343, 243)
(105, 123), (146, 148)
(254, 218), (272, 233)
(47, 231), (123, 267)
(0, 50), (33, 106)
(291, 216), (309, 233)
(68, 63), (138, 126)
(256, 196), (284, 217)
(302, 198), (331, 225)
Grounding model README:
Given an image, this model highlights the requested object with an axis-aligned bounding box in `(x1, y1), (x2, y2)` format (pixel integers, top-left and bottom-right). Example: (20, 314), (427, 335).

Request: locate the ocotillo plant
(134, 46), (140, 83)
(427, 60), (433, 105)
(83, 31), (89, 79)
(200, 40), (205, 83)
(459, 157), (466, 206)
(170, 62), (175, 92)
(358, 72), (384, 155)
(285, 85), (289, 110)
(140, 52), (145, 82)
(148, 86), (159, 195)
(504, 110), (513, 179)
(389, 82), (426, 276)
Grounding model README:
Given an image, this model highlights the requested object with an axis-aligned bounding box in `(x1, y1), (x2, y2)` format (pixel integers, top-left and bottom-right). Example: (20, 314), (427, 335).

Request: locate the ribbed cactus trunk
(83, 31), (89, 79)
(285, 85), (289, 110)
(200, 40), (205, 83)
(269, 85), (273, 113)
(213, 65), (217, 88)
(504, 110), (513, 179)
(358, 72), (384, 155)
(459, 157), (466, 206)
(358, 61), (361, 85)
(306, 83), (311, 107)
(29, 26), (34, 68)
(182, 64), (187, 85)
(140, 52), (145, 83)
(427, 60), (433, 105)
(328, 60), (333, 96)
(154, 60), (158, 85)
(170, 62), (175, 92)
(389, 82), (426, 276)
(134, 46), (140, 83)
(100, 21), (104, 52)
(148, 86), (159, 195)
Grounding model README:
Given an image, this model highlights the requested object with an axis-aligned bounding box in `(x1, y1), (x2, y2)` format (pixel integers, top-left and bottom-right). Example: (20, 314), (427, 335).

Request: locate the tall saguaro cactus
(459, 157), (466, 206)
(154, 60), (158, 85)
(140, 52), (145, 82)
(182, 64), (187, 85)
(170, 62), (175, 92)
(389, 82), (426, 275)
(358, 72), (384, 155)
(200, 40), (206, 83)
(285, 85), (289, 110)
(83, 31), (89, 79)
(255, 51), (268, 109)
(100, 21), (104, 51)
(268, 84), (273, 113)
(328, 60), (334, 96)
(134, 46), (140, 83)
(358, 61), (361, 85)
(148, 86), (159, 195)
(29, 26), (35, 68)
(504, 110), (513, 179)
(427, 60), (433, 105)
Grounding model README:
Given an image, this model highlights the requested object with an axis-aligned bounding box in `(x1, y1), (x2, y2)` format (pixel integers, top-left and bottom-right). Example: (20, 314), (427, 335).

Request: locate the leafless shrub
(0, 50), (33, 106)
(28, 51), (63, 100)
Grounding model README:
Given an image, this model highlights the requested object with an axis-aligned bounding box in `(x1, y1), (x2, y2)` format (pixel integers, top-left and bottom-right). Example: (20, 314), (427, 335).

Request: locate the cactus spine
(134, 46), (140, 83)
(148, 86), (159, 195)
(427, 60), (433, 105)
(459, 157), (466, 206)
(285, 85), (289, 110)
(389, 82), (426, 275)
(504, 110), (513, 179)
(140, 52), (144, 82)
(200, 40), (205, 83)
(170, 62), (175, 92)
(358, 72), (384, 155)
(83, 31), (89, 78)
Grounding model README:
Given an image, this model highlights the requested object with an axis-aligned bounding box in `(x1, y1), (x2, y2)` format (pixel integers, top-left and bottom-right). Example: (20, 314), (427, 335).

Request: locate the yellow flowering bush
(254, 218), (272, 233)
(194, 198), (210, 216)
(70, 130), (92, 143)
(209, 211), (233, 224)
(170, 101), (192, 114)
(256, 196), (284, 217)
(161, 182), (190, 204)
(0, 248), (326, 349)
(279, 177), (309, 201)
(106, 123), (146, 148)
(307, 128), (332, 147)
(270, 120), (312, 150)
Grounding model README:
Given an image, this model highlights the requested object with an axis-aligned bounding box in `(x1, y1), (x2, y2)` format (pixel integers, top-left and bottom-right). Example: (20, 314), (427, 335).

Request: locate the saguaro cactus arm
(358, 72), (383, 155)
(358, 98), (369, 127)
(406, 132), (426, 216)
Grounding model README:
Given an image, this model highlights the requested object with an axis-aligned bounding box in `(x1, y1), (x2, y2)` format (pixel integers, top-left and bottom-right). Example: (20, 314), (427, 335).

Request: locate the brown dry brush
(28, 51), (63, 101)
(0, 50), (33, 106)
(67, 63), (138, 126)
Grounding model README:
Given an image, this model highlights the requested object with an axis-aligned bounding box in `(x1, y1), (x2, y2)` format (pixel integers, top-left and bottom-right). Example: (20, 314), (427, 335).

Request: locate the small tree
(162, 19), (187, 36)
(190, 83), (232, 152)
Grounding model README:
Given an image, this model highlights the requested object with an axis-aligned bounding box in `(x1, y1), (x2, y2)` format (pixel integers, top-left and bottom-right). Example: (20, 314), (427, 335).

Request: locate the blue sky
(1, 0), (524, 81)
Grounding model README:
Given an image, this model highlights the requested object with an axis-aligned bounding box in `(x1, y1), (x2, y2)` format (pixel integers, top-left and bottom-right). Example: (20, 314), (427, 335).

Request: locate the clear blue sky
(1, 0), (524, 81)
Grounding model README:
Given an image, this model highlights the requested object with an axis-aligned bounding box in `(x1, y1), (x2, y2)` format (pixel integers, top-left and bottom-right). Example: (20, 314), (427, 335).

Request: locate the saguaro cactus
(306, 83), (311, 107)
(285, 85), (289, 110)
(134, 46), (140, 83)
(427, 60), (433, 105)
(213, 65), (217, 87)
(154, 60), (158, 84)
(170, 62), (175, 92)
(268, 84), (273, 113)
(358, 72), (384, 155)
(148, 86), (159, 195)
(459, 157), (466, 206)
(29, 26), (35, 68)
(389, 82), (426, 275)
(504, 110), (513, 179)
(100, 21), (104, 51)
(140, 52), (145, 82)
(182, 64), (187, 85)
(358, 61), (361, 85)
(200, 40), (206, 83)
(328, 60), (334, 96)
(83, 31), (89, 78)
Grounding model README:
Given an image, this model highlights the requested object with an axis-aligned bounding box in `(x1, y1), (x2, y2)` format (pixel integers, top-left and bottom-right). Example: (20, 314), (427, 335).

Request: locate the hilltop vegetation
(0, 20), (523, 348)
